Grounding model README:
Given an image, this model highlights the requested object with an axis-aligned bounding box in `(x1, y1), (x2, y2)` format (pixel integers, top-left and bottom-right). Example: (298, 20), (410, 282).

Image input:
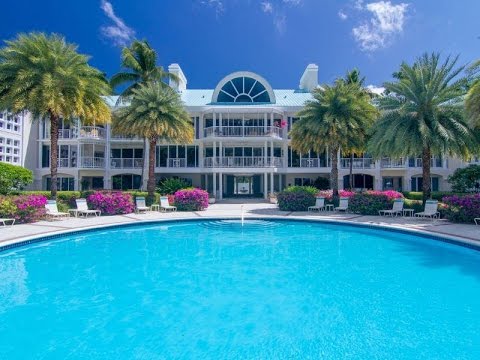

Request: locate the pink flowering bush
(317, 189), (356, 201)
(442, 194), (480, 223)
(277, 186), (318, 211)
(87, 191), (135, 215)
(365, 190), (403, 201)
(0, 194), (47, 223)
(173, 188), (209, 211)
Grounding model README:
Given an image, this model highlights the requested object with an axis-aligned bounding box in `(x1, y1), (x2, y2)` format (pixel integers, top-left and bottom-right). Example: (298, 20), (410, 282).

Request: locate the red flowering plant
(442, 193), (480, 223)
(87, 191), (135, 215)
(0, 194), (47, 223)
(173, 188), (209, 211)
(274, 119), (287, 128)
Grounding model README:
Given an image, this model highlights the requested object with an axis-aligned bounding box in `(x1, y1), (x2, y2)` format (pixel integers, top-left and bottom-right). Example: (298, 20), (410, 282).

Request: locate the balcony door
(234, 176), (253, 195)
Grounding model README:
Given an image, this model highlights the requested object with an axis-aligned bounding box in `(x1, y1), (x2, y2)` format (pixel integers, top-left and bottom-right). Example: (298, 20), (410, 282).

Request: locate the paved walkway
(1, 201), (479, 249)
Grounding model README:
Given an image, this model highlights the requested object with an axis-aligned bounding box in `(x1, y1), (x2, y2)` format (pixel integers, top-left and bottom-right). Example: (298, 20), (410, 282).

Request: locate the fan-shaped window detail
(212, 72), (275, 104)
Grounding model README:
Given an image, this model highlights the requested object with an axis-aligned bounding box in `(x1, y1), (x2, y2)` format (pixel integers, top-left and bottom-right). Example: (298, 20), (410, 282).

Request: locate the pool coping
(1, 216), (480, 253)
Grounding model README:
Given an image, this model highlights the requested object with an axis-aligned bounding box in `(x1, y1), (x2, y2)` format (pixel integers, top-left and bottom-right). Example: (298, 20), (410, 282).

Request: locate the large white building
(0, 110), (33, 168)
(25, 64), (476, 197)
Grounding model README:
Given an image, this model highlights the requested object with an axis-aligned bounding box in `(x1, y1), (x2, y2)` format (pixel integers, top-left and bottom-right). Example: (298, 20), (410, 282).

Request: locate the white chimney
(168, 63), (187, 92)
(299, 64), (319, 92)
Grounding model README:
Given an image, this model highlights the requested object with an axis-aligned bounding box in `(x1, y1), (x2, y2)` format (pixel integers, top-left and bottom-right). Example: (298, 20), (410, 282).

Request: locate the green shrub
(277, 186), (318, 211)
(348, 193), (391, 215)
(402, 191), (464, 201)
(313, 176), (330, 190)
(0, 163), (33, 195)
(447, 165), (480, 192)
(157, 178), (190, 195)
(403, 199), (423, 213)
(126, 191), (160, 206)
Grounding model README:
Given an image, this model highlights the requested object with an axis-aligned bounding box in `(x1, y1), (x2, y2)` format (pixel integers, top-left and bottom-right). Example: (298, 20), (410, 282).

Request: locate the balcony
(204, 156), (282, 168)
(340, 158), (375, 169)
(44, 129), (76, 139)
(381, 157), (406, 169)
(204, 126), (282, 138)
(410, 158), (443, 168)
(110, 158), (143, 169)
(299, 158), (328, 168)
(78, 126), (106, 140)
(111, 134), (142, 141)
(80, 157), (105, 168)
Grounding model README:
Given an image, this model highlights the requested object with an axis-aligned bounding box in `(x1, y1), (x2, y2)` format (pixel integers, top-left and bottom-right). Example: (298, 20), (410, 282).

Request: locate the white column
(270, 172), (274, 194)
(219, 141), (223, 167)
(264, 141), (268, 166)
(104, 124), (111, 189)
(200, 114), (204, 139)
(212, 111), (216, 136)
(198, 142), (204, 168)
(142, 140), (149, 190)
(270, 141), (274, 166)
(264, 112), (267, 133)
(213, 141), (217, 167)
(219, 172), (223, 200)
(213, 172), (217, 198)
(279, 173), (283, 191)
(219, 113), (222, 134)
(263, 172), (268, 199)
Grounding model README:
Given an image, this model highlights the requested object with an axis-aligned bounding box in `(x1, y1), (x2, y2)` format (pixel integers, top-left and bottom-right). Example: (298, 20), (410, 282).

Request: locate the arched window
(212, 72), (275, 104)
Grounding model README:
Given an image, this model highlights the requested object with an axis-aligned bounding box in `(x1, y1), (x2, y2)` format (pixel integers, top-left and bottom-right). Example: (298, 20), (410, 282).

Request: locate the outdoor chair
(379, 199), (404, 217)
(72, 198), (101, 217)
(160, 196), (177, 212)
(45, 200), (70, 220)
(135, 197), (151, 213)
(474, 218), (480, 225)
(414, 200), (440, 219)
(335, 197), (349, 212)
(0, 218), (15, 227)
(308, 197), (326, 212)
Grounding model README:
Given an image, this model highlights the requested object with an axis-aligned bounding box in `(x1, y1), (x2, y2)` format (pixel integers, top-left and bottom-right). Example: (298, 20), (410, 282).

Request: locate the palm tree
(0, 33), (111, 198)
(110, 40), (178, 97)
(110, 40), (178, 190)
(290, 80), (378, 197)
(113, 82), (193, 201)
(466, 60), (480, 128)
(368, 53), (479, 203)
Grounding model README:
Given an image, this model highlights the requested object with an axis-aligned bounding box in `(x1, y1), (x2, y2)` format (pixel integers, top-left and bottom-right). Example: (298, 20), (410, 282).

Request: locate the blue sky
(0, 0), (478, 90)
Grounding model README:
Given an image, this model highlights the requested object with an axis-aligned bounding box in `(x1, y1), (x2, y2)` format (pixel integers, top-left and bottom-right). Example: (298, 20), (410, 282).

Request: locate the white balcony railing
(204, 126), (282, 138)
(80, 157), (105, 168)
(110, 158), (143, 169)
(204, 156), (282, 168)
(300, 158), (328, 168)
(57, 158), (70, 168)
(44, 129), (75, 139)
(381, 157), (406, 168)
(340, 158), (375, 169)
(168, 158), (187, 168)
(411, 158), (443, 168)
(111, 134), (141, 140)
(78, 126), (106, 140)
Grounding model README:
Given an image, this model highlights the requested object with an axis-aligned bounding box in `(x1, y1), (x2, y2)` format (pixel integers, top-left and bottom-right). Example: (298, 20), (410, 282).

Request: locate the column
(142, 140), (149, 190)
(270, 141), (274, 167)
(219, 113), (222, 134)
(219, 141), (223, 167)
(212, 111), (216, 136)
(263, 172), (268, 199)
(104, 124), (111, 189)
(264, 141), (268, 166)
(279, 173), (283, 191)
(270, 172), (274, 194)
(213, 173), (217, 198)
(213, 141), (217, 167)
(219, 172), (223, 200)
(264, 112), (267, 134)
(200, 114), (204, 139)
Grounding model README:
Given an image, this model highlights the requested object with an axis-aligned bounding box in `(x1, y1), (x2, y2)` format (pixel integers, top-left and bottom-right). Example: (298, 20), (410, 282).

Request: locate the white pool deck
(1, 200), (479, 249)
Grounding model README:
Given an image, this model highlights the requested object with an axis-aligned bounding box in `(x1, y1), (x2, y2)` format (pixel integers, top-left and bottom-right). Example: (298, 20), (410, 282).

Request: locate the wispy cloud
(338, 10), (348, 20)
(100, 0), (135, 47)
(199, 0), (302, 34)
(351, 1), (409, 52)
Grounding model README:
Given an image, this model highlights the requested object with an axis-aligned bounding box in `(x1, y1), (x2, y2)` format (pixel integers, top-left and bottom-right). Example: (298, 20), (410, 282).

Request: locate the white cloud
(200, 0), (224, 16)
(366, 85), (385, 95)
(352, 1), (409, 52)
(261, 1), (274, 14)
(338, 10), (348, 20)
(100, 0), (135, 47)
(274, 15), (287, 34)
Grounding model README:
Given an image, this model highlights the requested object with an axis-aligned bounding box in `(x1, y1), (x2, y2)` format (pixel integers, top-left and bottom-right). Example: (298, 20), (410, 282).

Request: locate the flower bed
(348, 193), (391, 215)
(0, 194), (47, 223)
(277, 186), (318, 211)
(442, 194), (480, 223)
(317, 189), (356, 201)
(173, 188), (209, 211)
(87, 191), (135, 215)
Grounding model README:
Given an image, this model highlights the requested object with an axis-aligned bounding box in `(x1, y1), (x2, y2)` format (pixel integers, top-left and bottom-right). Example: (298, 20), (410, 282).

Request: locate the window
(46, 177), (75, 191)
(411, 177), (439, 192)
(216, 76), (271, 103)
(112, 174), (142, 190)
(13, 140), (19, 147)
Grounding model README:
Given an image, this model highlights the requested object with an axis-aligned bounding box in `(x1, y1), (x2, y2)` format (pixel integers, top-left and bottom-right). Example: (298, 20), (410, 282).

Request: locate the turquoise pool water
(1, 219), (479, 359)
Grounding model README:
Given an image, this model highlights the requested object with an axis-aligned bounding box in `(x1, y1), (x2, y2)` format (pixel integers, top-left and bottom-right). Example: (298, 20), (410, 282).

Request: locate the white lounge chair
(73, 198), (101, 217)
(135, 196), (151, 213)
(308, 197), (326, 212)
(414, 200), (439, 219)
(379, 199), (404, 217)
(45, 200), (70, 220)
(474, 218), (480, 225)
(160, 196), (177, 212)
(335, 197), (349, 212)
(0, 218), (15, 227)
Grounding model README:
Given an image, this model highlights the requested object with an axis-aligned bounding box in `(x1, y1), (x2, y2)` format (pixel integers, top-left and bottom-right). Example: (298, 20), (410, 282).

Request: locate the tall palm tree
(113, 82), (193, 201)
(290, 80), (378, 197)
(110, 40), (178, 190)
(110, 40), (178, 97)
(0, 33), (111, 198)
(368, 53), (479, 203)
(466, 60), (480, 128)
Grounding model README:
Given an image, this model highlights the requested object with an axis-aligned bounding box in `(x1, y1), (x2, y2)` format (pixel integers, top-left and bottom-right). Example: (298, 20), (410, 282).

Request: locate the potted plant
(268, 192), (278, 204)
(208, 192), (216, 204)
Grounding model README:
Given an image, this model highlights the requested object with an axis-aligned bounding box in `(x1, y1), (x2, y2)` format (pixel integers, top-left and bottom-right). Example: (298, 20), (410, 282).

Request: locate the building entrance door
(234, 176), (253, 195)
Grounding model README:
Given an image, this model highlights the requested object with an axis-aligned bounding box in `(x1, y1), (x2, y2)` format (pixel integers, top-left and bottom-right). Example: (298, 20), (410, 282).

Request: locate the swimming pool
(1, 219), (479, 359)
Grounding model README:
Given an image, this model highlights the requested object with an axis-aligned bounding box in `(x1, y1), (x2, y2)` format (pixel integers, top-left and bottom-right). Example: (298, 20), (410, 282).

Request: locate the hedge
(402, 191), (465, 201)
(277, 186), (318, 211)
(348, 193), (391, 215)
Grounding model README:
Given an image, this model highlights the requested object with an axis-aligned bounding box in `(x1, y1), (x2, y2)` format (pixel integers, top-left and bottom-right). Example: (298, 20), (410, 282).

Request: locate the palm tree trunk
(330, 145), (339, 198)
(147, 137), (157, 203)
(349, 152), (354, 190)
(140, 137), (147, 191)
(49, 112), (59, 199)
(421, 147), (432, 204)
